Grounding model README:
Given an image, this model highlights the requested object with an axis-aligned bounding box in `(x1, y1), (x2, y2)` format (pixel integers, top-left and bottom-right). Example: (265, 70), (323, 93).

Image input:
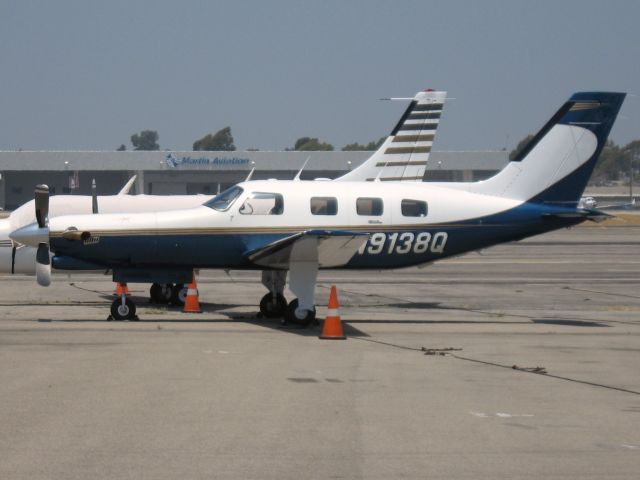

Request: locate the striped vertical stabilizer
(336, 90), (446, 182)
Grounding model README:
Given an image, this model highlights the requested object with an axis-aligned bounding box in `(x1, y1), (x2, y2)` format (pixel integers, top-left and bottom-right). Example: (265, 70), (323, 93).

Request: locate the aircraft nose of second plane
(9, 223), (48, 248)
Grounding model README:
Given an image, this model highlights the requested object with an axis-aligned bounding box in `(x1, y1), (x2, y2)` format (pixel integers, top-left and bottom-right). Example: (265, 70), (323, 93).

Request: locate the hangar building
(0, 150), (508, 210)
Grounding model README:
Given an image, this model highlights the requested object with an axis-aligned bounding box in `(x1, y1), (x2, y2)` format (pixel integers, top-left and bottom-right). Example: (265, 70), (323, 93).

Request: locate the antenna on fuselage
(294, 156), (311, 181)
(117, 175), (137, 195)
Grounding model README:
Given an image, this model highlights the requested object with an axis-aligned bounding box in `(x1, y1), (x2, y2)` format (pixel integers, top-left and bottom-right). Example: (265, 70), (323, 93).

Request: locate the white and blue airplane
(10, 91), (624, 324)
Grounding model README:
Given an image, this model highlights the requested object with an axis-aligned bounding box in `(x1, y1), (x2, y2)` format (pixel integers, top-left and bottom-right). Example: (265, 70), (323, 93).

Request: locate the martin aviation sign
(165, 153), (250, 169)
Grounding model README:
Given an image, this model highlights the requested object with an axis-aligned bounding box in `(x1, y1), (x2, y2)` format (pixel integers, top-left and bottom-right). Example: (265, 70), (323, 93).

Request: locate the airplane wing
(245, 230), (369, 269)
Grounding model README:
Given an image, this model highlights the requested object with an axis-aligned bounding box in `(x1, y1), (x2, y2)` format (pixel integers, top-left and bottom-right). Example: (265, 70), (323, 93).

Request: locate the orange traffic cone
(183, 273), (201, 313)
(114, 282), (130, 296)
(319, 285), (346, 340)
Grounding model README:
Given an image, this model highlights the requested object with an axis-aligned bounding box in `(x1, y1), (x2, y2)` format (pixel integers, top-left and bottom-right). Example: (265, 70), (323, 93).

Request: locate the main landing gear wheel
(284, 298), (316, 327)
(170, 283), (187, 306)
(110, 297), (137, 321)
(259, 292), (288, 318)
(149, 283), (172, 304)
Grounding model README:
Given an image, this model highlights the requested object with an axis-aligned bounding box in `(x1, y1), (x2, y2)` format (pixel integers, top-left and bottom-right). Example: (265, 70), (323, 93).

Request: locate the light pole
(631, 151), (638, 201)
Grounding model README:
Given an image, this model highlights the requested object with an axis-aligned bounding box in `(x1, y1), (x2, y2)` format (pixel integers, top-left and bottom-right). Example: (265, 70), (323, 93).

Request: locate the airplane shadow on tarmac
(345, 318), (608, 327)
(239, 314), (370, 338)
(46, 295), (609, 331)
(363, 302), (610, 327)
(55, 296), (369, 337)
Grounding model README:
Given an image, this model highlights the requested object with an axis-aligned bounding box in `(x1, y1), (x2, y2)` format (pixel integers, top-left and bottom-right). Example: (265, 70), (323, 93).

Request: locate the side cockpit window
(401, 199), (428, 217)
(204, 186), (243, 211)
(239, 192), (284, 215)
(310, 197), (338, 215)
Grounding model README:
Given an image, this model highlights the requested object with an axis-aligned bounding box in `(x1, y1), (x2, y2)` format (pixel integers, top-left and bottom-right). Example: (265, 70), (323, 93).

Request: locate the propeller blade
(91, 178), (99, 214)
(36, 243), (51, 287)
(11, 244), (16, 274)
(34, 184), (49, 229)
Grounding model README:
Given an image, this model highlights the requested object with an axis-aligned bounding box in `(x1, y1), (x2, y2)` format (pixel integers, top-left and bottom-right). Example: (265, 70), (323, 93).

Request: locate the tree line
(118, 127), (385, 153)
(120, 128), (638, 185)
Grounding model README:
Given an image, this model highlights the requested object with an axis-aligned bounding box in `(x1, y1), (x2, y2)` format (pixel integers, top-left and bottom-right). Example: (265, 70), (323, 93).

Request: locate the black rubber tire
(259, 292), (288, 318)
(149, 283), (163, 303)
(284, 298), (316, 327)
(159, 283), (173, 304)
(110, 297), (137, 320)
(170, 283), (187, 306)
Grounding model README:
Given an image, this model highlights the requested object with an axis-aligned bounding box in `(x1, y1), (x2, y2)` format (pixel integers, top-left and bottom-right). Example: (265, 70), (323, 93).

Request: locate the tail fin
(468, 92), (625, 205)
(336, 89), (446, 182)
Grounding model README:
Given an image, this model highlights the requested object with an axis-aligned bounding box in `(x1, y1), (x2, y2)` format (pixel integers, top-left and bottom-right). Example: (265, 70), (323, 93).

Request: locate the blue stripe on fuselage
(49, 202), (583, 272)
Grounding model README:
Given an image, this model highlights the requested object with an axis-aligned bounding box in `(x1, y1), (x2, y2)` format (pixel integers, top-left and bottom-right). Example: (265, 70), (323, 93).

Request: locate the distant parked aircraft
(578, 195), (636, 210)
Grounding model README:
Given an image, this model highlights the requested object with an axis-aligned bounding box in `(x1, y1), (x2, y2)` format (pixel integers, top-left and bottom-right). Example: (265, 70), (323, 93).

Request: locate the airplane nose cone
(9, 223), (49, 248)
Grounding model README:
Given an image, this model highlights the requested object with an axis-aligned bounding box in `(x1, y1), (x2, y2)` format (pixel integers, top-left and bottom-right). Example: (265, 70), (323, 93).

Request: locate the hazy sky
(1, 0), (639, 152)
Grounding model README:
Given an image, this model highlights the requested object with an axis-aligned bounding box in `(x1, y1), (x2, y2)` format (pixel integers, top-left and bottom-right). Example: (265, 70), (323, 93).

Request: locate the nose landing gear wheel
(283, 298), (316, 327)
(110, 297), (137, 320)
(259, 293), (287, 318)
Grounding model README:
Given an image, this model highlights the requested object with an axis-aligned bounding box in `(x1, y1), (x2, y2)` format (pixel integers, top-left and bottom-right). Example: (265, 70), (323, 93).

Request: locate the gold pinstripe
(374, 161), (428, 167)
(570, 102), (600, 111)
(392, 134), (434, 143)
(384, 146), (431, 155)
(49, 221), (508, 238)
(365, 176), (425, 181)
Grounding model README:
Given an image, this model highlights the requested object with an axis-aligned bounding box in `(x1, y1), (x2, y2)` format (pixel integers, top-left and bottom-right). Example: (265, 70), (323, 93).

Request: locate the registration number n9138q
(357, 231), (448, 256)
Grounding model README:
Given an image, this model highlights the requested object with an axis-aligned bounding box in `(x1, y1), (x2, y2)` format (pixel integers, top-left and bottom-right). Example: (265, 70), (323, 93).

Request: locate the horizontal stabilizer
(542, 209), (613, 223)
(246, 230), (369, 269)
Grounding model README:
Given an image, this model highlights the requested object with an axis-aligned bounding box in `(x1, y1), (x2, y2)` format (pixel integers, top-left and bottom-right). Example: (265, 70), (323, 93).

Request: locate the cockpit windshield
(204, 186), (244, 211)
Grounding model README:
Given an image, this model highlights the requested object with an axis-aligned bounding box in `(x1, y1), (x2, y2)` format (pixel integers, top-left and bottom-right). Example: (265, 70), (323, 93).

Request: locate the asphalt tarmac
(1, 225), (639, 479)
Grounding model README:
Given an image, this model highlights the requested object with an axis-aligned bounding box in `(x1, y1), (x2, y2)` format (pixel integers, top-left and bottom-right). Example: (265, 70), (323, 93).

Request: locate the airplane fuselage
(42, 180), (580, 274)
